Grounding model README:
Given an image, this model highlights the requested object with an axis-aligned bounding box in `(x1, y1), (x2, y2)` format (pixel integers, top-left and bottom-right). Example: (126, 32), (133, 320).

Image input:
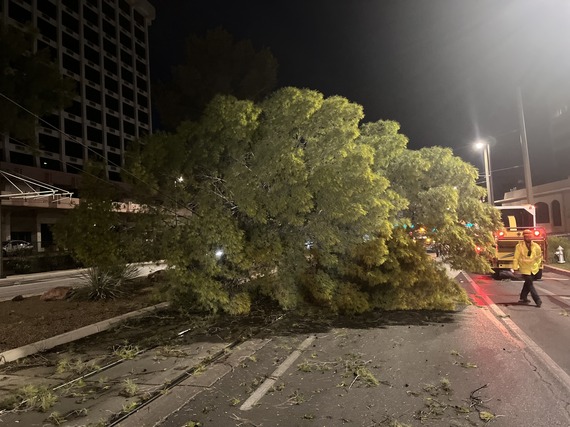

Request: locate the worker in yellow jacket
(513, 229), (543, 307)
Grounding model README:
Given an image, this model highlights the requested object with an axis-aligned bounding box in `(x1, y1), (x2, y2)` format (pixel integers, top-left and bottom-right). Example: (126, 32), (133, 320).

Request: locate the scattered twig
(230, 413), (261, 426)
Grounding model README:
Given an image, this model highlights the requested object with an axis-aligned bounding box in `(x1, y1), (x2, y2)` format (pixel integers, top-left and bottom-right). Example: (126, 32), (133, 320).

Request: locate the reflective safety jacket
(513, 241), (542, 275)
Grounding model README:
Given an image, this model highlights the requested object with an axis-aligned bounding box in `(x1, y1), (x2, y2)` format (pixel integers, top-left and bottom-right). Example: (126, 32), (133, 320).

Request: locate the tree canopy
(0, 25), (74, 139)
(117, 88), (500, 314)
(153, 28), (278, 130)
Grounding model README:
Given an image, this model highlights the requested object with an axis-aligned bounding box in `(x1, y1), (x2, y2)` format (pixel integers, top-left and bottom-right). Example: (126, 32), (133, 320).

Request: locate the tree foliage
(0, 25), (74, 139)
(121, 88), (497, 314)
(154, 28), (278, 129)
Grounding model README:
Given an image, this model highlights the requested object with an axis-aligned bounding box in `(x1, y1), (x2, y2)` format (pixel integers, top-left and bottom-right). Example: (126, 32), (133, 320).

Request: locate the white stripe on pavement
(240, 334), (317, 411)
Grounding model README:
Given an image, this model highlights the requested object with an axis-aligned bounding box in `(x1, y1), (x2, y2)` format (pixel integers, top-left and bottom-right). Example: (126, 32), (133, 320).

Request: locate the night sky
(147, 0), (570, 199)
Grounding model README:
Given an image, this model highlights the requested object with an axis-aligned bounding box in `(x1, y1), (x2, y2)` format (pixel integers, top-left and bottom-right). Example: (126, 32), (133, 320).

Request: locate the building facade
(498, 176), (570, 235)
(0, 0), (154, 247)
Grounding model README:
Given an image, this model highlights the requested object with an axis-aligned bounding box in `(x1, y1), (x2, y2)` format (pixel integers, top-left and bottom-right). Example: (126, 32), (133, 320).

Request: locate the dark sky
(147, 0), (570, 198)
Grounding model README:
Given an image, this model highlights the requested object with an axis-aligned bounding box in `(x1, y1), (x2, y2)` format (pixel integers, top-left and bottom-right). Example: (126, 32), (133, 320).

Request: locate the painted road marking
(240, 334), (317, 411)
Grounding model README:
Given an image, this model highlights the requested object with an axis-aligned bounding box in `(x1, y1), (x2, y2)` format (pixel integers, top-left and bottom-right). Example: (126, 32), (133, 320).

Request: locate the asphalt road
(2, 265), (570, 426)
(464, 268), (570, 379)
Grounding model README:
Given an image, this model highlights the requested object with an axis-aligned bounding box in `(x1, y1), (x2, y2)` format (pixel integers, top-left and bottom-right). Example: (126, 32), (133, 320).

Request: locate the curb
(0, 302), (170, 366)
(545, 264), (570, 277)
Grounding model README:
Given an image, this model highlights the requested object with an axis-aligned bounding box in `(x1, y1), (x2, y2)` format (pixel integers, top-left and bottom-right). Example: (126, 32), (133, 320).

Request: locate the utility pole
(517, 87), (534, 204)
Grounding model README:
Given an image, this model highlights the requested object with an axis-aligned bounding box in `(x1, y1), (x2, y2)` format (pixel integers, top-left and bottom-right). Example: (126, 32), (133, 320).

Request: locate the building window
(86, 106), (102, 123)
(61, 0), (79, 13)
(65, 100), (82, 117)
(103, 19), (116, 38)
(121, 67), (133, 81)
(66, 163), (83, 174)
(84, 25), (99, 45)
(123, 121), (135, 135)
(119, 0), (130, 14)
(87, 148), (104, 163)
(120, 31), (131, 49)
(10, 151), (34, 167)
(37, 1), (57, 18)
(85, 85), (102, 104)
(83, 5), (99, 26)
(104, 37), (117, 55)
(41, 114), (60, 130)
(138, 110), (148, 124)
(122, 85), (134, 101)
(107, 132), (121, 149)
(138, 94), (148, 108)
(85, 65), (101, 84)
(134, 10), (144, 26)
(87, 126), (103, 142)
(119, 13), (130, 31)
(65, 140), (83, 158)
(39, 133), (60, 153)
(61, 11), (79, 34)
(135, 43), (146, 58)
(120, 49), (133, 66)
(62, 31), (80, 52)
(62, 54), (81, 75)
(8, 1), (32, 25)
(105, 95), (119, 112)
(37, 18), (57, 41)
(552, 200), (562, 227)
(135, 60), (146, 74)
(104, 75), (119, 93)
(40, 157), (61, 171)
(102, 2), (115, 20)
(123, 103), (134, 118)
(106, 113), (120, 129)
(64, 118), (83, 138)
(136, 76), (147, 91)
(108, 152), (121, 166)
(104, 56), (118, 75)
(84, 45), (100, 64)
(535, 202), (550, 224)
(37, 40), (57, 60)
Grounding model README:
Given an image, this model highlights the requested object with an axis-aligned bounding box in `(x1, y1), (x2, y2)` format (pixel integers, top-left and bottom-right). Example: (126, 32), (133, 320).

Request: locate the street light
(474, 139), (494, 205)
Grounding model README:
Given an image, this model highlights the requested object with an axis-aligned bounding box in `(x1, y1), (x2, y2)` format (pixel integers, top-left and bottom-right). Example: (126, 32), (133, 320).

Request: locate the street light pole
(483, 143), (494, 205)
(475, 140), (494, 205)
(517, 87), (534, 204)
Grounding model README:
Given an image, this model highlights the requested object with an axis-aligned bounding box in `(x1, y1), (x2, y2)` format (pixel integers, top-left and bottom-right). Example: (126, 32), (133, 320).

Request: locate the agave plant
(79, 264), (139, 300)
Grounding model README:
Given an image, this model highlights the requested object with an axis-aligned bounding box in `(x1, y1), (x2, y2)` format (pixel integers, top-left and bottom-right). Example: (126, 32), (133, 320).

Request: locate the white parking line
(240, 335), (317, 411)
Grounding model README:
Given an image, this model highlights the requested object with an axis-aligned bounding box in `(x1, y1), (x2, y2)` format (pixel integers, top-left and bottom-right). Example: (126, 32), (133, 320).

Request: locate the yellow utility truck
(491, 205), (547, 279)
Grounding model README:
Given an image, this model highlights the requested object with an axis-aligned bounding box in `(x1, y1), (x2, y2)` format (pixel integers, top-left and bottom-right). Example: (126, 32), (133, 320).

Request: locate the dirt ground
(0, 285), (159, 352)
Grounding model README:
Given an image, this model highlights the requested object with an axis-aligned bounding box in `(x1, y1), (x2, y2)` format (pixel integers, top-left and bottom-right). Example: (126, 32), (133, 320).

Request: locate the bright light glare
(215, 249), (224, 259)
(473, 139), (487, 150)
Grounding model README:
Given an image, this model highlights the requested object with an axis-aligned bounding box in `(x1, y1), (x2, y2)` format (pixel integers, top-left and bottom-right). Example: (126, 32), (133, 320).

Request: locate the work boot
(518, 299), (530, 304)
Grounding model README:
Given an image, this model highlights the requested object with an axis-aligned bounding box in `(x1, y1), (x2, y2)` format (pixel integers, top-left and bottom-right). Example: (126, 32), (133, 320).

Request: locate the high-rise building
(0, 0), (154, 248)
(0, 0), (155, 183)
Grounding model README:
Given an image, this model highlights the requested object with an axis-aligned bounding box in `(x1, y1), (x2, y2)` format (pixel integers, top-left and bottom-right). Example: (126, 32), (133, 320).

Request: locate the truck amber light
(533, 230), (540, 237)
(497, 231), (505, 238)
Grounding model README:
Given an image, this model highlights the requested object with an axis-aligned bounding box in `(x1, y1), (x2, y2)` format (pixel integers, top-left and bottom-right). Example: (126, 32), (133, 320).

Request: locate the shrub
(76, 264), (139, 300)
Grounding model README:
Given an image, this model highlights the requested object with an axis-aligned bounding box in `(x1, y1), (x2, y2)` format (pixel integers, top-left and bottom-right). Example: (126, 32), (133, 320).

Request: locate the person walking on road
(514, 229), (543, 307)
